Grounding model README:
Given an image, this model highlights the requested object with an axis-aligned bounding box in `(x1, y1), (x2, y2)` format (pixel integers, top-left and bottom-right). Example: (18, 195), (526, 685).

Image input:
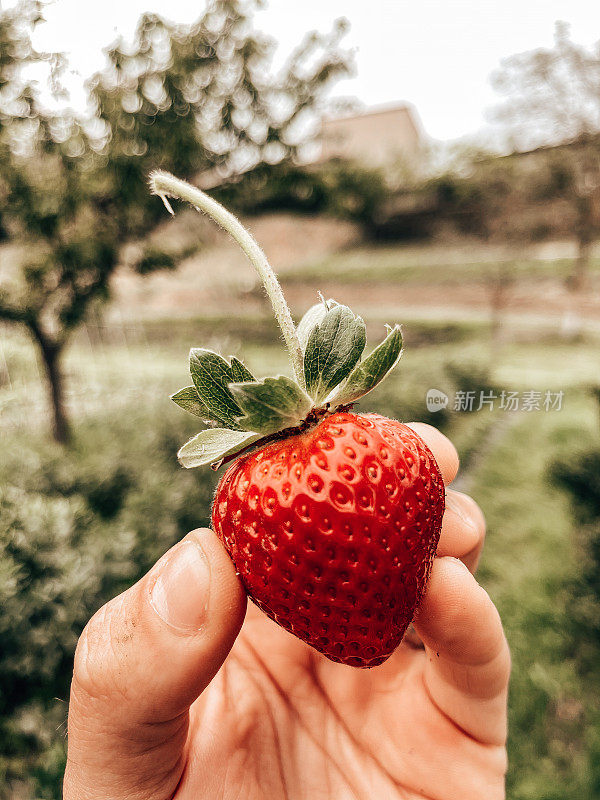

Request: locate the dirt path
(452, 414), (521, 495)
(111, 211), (360, 316)
(108, 213), (600, 332)
(283, 279), (600, 323)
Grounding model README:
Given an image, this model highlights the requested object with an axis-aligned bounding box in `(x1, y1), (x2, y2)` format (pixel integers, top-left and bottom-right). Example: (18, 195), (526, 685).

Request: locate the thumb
(64, 528), (246, 800)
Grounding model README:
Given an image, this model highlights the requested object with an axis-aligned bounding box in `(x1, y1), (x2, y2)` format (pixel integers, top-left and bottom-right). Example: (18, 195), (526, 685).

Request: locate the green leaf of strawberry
(230, 357), (255, 383)
(328, 325), (403, 406)
(189, 348), (253, 429)
(170, 385), (217, 424)
(231, 376), (313, 435)
(296, 299), (330, 351)
(178, 427), (262, 468)
(303, 304), (366, 403)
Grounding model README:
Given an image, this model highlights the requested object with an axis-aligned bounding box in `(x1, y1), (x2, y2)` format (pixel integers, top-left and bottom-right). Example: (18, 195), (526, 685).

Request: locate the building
(317, 103), (424, 167)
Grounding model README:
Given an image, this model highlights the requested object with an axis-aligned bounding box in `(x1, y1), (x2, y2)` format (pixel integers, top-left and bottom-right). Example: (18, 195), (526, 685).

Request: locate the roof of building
(321, 102), (423, 137)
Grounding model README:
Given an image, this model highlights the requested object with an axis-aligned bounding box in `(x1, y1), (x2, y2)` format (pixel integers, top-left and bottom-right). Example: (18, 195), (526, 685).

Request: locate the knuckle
(72, 593), (132, 701)
(72, 605), (111, 699)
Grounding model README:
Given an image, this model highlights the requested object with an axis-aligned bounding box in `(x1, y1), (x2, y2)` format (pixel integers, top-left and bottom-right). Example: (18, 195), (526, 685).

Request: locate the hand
(64, 423), (509, 800)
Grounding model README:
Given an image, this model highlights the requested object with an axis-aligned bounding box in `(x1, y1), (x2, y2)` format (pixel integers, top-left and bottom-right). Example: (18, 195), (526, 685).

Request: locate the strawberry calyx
(171, 302), (403, 469)
(210, 401), (355, 471)
(149, 171), (403, 470)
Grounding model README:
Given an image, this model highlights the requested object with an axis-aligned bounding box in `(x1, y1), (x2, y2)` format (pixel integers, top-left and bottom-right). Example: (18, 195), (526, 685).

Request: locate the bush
(551, 450), (600, 527)
(551, 453), (600, 674)
(549, 389), (600, 677)
(214, 160), (391, 229)
(0, 486), (128, 794)
(0, 407), (217, 798)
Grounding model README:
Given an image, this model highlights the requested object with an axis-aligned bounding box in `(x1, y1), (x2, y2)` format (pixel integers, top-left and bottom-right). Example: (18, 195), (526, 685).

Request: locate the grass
(280, 242), (600, 287)
(474, 395), (599, 798)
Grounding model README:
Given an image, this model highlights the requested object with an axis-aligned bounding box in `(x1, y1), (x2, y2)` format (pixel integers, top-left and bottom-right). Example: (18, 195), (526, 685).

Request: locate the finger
(436, 489), (486, 572)
(64, 529), (246, 800)
(404, 490), (486, 649)
(405, 422), (459, 486)
(413, 557), (510, 746)
(402, 490), (485, 650)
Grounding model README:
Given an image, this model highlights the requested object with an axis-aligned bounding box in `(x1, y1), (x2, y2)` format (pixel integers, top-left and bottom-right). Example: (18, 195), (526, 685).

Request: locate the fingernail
(150, 541), (211, 632)
(445, 492), (478, 531)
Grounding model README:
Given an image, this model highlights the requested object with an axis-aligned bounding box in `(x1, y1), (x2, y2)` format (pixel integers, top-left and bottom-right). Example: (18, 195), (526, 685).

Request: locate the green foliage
(223, 143), (595, 245)
(89, 3), (351, 232)
(471, 398), (600, 800)
(189, 348), (253, 429)
(178, 427), (262, 468)
(330, 325), (403, 407)
(136, 248), (177, 275)
(2, 321), (600, 797)
(0, 408), (217, 798)
(296, 300), (330, 350)
(549, 391), (600, 678)
(445, 359), (500, 401)
(490, 22), (600, 288)
(171, 385), (217, 422)
(551, 449), (600, 526)
(230, 375), (313, 435)
(214, 160), (391, 228)
(303, 303), (366, 402)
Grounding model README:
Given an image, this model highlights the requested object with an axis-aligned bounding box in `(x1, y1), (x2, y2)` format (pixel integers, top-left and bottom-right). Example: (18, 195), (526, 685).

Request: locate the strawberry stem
(149, 170), (305, 388)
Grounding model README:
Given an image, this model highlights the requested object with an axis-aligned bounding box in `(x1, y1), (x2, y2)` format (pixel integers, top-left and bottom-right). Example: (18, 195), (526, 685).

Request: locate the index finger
(406, 422), (459, 486)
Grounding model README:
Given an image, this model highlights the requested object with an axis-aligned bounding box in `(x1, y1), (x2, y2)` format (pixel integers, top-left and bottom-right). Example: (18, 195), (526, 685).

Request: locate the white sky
(16, 0), (600, 142)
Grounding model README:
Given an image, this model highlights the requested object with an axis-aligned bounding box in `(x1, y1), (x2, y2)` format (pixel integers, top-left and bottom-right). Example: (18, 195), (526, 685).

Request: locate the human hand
(64, 423), (510, 800)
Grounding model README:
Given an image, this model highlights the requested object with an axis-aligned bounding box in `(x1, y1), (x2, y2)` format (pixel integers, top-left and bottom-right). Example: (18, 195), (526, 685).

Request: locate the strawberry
(151, 170), (445, 668)
(212, 412), (444, 667)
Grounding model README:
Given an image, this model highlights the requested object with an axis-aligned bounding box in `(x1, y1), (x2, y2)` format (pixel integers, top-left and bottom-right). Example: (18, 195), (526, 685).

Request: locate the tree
(0, 0), (351, 442)
(0, 1), (108, 443)
(491, 22), (600, 289)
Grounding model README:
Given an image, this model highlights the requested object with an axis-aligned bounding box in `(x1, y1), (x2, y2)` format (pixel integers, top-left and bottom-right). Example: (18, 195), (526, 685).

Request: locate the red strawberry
(212, 411), (444, 667)
(153, 170), (445, 668)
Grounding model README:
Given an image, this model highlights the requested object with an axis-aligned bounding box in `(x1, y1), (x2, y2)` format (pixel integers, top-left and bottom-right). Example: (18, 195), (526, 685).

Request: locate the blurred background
(0, 1), (599, 797)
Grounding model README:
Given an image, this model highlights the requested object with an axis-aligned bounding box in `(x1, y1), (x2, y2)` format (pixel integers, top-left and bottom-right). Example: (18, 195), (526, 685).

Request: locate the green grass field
(280, 241), (600, 286)
(1, 236), (599, 799)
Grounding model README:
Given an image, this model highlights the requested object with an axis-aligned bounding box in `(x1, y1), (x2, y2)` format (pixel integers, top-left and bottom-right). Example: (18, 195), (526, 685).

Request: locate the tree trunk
(45, 345), (69, 444)
(571, 235), (591, 292)
(32, 331), (70, 444)
(569, 193), (594, 292)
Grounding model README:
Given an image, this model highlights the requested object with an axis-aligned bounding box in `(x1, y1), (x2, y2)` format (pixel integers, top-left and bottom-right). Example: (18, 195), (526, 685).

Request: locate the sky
(14, 0), (600, 143)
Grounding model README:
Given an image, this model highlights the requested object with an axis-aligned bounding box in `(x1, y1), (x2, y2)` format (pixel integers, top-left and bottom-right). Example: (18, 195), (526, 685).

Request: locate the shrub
(549, 389), (600, 676)
(551, 449), (600, 527)
(214, 160), (391, 229)
(0, 407), (217, 798)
